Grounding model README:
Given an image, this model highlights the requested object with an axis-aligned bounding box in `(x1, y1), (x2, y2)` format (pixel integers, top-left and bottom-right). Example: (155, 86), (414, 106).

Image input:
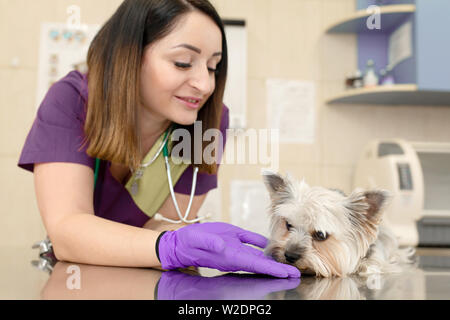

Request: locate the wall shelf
(324, 0), (450, 106)
(326, 84), (450, 106)
(326, 4), (416, 33)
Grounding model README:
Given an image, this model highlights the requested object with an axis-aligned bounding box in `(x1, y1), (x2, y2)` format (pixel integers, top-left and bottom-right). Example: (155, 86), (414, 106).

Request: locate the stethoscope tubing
(153, 156), (202, 224)
(94, 126), (208, 224)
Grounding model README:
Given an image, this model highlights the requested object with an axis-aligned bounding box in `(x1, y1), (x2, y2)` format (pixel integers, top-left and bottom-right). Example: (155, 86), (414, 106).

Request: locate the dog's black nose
(284, 251), (301, 263)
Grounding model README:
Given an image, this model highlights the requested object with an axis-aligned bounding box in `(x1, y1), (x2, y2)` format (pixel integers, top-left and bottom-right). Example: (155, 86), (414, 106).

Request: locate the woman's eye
(286, 221), (293, 230)
(312, 231), (329, 241)
(174, 62), (191, 69)
(175, 62), (217, 75)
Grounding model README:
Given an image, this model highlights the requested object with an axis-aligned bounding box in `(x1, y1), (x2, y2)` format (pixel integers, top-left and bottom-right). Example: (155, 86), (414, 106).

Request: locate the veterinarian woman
(18, 0), (299, 278)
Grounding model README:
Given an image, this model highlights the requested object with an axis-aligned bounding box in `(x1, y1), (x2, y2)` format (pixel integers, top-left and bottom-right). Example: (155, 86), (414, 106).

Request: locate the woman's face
(140, 10), (223, 126)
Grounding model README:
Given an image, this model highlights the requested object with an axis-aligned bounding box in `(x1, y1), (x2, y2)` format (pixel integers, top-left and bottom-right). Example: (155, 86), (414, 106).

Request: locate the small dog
(263, 171), (415, 277)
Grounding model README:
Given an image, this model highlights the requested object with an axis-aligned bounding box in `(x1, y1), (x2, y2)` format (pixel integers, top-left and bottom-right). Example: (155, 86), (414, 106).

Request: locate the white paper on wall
(388, 20), (412, 69)
(230, 180), (271, 237)
(266, 79), (316, 144)
(36, 22), (100, 109)
(223, 24), (247, 129)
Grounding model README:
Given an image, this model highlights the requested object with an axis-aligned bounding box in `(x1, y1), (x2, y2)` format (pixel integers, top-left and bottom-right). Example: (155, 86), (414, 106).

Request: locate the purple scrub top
(18, 71), (229, 228)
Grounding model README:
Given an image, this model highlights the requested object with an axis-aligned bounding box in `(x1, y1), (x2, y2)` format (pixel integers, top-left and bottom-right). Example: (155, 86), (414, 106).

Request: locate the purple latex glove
(158, 222), (300, 278)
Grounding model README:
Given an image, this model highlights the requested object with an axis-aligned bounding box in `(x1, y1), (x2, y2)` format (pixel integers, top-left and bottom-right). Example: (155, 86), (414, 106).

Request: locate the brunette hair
(84, 0), (228, 174)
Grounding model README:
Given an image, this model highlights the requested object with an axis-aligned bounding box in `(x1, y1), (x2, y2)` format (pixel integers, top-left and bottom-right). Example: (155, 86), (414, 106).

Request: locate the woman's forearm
(143, 218), (188, 232)
(52, 213), (161, 268)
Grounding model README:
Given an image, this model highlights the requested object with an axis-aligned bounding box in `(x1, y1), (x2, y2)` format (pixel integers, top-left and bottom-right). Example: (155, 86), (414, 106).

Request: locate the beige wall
(1, 0), (449, 247)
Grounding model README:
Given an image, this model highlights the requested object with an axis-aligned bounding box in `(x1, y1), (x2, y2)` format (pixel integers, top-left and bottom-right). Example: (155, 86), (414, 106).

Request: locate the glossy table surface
(1, 246), (450, 300)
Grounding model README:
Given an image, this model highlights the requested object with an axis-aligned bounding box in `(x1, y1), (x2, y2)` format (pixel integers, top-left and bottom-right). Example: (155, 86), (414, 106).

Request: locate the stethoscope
(94, 126), (209, 224)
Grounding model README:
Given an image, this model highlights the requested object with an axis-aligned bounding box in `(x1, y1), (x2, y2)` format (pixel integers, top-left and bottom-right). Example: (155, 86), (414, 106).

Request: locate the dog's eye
(285, 221), (293, 230)
(313, 231), (328, 241)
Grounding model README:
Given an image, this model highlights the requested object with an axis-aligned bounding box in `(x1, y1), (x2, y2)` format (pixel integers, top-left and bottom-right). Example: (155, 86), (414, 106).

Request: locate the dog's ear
(363, 190), (391, 221)
(344, 190), (391, 252)
(262, 171), (294, 203)
(345, 189), (391, 227)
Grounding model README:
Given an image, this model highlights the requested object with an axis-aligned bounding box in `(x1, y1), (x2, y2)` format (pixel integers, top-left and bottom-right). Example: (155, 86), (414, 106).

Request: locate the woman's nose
(189, 66), (214, 95)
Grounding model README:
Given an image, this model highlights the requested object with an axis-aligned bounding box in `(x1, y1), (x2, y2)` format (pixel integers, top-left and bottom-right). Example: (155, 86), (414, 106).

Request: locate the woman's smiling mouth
(175, 96), (202, 109)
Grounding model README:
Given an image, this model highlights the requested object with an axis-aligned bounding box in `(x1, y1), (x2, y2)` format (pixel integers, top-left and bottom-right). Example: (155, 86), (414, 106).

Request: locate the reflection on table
(32, 254), (439, 300)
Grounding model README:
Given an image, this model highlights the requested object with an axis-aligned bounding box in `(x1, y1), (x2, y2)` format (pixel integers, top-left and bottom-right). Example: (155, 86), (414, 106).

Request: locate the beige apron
(125, 130), (190, 218)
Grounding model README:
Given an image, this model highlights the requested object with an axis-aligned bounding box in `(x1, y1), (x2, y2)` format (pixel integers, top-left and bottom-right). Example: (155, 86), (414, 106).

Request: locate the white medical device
(354, 139), (450, 247)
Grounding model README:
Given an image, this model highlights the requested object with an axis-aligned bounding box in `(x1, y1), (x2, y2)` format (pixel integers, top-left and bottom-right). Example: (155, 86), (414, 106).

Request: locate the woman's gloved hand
(157, 222), (300, 278)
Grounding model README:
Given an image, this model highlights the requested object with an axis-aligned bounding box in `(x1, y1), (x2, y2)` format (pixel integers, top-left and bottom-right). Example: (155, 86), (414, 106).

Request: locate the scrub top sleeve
(17, 73), (95, 173)
(173, 105), (230, 196)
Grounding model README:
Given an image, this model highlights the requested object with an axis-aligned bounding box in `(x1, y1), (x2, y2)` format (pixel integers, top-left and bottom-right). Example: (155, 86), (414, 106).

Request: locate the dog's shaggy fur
(263, 172), (415, 277)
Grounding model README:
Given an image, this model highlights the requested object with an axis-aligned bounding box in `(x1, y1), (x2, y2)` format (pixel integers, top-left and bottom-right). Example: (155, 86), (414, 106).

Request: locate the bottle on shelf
(380, 64), (395, 86)
(345, 70), (363, 89)
(363, 59), (379, 88)
(353, 70), (363, 89)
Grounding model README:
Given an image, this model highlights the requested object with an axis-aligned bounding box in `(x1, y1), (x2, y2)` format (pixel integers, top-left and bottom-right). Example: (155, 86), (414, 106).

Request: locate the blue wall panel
(357, 33), (388, 75)
(357, 13), (416, 84)
(416, 0), (450, 91)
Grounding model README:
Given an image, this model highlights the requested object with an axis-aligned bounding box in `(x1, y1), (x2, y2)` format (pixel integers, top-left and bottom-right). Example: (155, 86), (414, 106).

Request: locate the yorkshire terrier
(263, 171), (415, 277)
